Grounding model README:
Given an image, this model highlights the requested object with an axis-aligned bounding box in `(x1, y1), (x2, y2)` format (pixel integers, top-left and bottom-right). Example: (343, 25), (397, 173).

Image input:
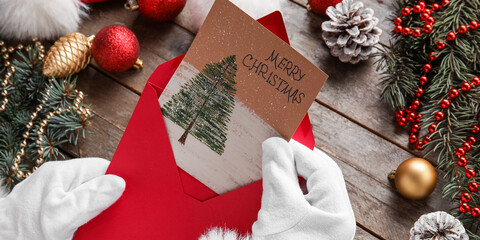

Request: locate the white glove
(201, 137), (356, 240)
(251, 137), (356, 240)
(0, 158), (126, 240)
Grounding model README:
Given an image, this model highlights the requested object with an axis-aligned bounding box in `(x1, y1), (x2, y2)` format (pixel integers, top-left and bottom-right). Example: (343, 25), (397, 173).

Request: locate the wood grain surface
(39, 0), (454, 239)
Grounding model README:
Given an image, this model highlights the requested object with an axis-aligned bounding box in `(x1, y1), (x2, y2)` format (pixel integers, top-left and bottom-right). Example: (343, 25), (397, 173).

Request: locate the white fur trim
(199, 227), (251, 240)
(0, 0), (88, 40)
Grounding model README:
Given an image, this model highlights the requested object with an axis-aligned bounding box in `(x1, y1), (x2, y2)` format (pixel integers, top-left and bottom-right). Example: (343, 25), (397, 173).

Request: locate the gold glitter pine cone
(43, 32), (94, 78)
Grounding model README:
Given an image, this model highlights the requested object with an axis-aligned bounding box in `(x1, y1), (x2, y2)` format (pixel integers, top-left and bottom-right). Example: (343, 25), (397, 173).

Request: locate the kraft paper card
(158, 0), (328, 194)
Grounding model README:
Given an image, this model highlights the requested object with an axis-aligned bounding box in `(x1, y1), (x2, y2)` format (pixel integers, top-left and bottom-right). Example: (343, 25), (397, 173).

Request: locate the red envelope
(74, 11), (315, 239)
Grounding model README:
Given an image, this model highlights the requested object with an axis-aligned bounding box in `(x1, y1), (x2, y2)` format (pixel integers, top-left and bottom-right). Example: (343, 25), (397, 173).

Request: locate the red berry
(426, 16), (435, 25)
(409, 134), (418, 144)
(456, 147), (466, 156)
(437, 41), (446, 50)
(446, 32), (456, 41)
(407, 112), (416, 122)
(435, 111), (444, 121)
(461, 82), (472, 92)
(472, 125), (480, 134)
(442, 0), (450, 7)
(458, 156), (468, 167)
(419, 76), (428, 85)
(423, 24), (433, 33)
(423, 8), (431, 15)
(395, 111), (402, 118)
(463, 142), (472, 151)
(470, 21), (479, 30)
(406, 106), (414, 113)
(412, 100), (421, 109)
(440, 99), (451, 108)
(429, 52), (438, 61)
(472, 207), (480, 217)
(458, 25), (469, 34)
(423, 64), (432, 73)
(467, 136), (476, 145)
(460, 202), (470, 213)
(413, 4), (423, 13)
(416, 141), (424, 150)
(469, 182), (479, 192)
(418, 1), (426, 9)
(412, 29), (422, 37)
(402, 7), (411, 16)
(416, 113), (423, 122)
(466, 168), (476, 178)
(394, 25), (403, 34)
(461, 192), (472, 202)
(411, 124), (420, 133)
(421, 13), (429, 21)
(423, 136), (431, 143)
(398, 117), (407, 127)
(428, 124), (437, 133)
(472, 77), (480, 86)
(449, 89), (459, 98)
(416, 88), (424, 97)
(432, 3), (441, 11)
(402, 27), (411, 36)
(395, 110), (404, 119)
(394, 17), (402, 26)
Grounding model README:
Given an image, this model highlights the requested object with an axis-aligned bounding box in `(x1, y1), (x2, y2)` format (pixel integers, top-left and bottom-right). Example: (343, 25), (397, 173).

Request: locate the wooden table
(64, 0), (453, 239)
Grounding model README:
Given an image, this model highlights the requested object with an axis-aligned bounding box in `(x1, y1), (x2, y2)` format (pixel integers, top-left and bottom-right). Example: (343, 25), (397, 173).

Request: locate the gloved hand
(252, 137), (356, 240)
(0, 158), (126, 240)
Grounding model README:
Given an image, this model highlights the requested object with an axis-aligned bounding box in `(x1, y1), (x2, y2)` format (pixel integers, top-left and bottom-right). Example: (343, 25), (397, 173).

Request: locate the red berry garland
(393, 0), (480, 217)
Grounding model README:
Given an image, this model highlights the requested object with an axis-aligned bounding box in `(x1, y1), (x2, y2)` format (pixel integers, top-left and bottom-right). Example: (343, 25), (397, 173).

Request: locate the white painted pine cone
(410, 211), (468, 240)
(321, 0), (382, 64)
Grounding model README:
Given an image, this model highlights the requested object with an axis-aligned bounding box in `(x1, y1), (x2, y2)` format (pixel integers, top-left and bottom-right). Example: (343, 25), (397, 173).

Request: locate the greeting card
(158, 0), (328, 194)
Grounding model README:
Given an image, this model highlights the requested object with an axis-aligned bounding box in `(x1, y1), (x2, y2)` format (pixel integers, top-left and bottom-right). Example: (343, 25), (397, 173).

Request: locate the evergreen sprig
(0, 45), (92, 189)
(377, 0), (480, 237)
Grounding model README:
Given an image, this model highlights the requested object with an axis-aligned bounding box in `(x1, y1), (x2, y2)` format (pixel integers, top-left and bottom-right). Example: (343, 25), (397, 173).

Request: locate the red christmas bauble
(137, 0), (186, 22)
(449, 89), (459, 98)
(466, 168), (476, 179)
(307, 0), (342, 17)
(446, 32), (456, 41)
(440, 99), (451, 108)
(459, 202), (470, 213)
(469, 182), (479, 192)
(92, 25), (140, 72)
(472, 77), (480, 86)
(461, 82), (472, 92)
(472, 207), (480, 217)
(461, 192), (472, 202)
(457, 156), (467, 167)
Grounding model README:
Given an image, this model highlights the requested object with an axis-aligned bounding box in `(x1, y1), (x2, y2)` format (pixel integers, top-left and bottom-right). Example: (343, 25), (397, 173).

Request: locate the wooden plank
(355, 226), (382, 240)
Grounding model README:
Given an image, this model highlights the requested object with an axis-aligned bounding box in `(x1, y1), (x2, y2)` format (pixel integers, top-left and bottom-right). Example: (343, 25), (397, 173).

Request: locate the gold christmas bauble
(388, 157), (437, 200)
(43, 32), (94, 78)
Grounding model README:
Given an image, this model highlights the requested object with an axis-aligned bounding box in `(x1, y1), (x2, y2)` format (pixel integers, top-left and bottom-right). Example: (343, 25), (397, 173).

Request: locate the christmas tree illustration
(162, 55), (237, 155)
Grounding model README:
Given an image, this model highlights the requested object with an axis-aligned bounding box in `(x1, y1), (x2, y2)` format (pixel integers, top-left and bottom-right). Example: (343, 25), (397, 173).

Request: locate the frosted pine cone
(410, 211), (468, 240)
(321, 0), (382, 64)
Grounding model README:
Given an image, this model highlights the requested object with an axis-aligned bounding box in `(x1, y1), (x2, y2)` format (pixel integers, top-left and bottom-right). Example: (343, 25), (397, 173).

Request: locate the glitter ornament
(125, 0), (187, 22)
(91, 25), (142, 72)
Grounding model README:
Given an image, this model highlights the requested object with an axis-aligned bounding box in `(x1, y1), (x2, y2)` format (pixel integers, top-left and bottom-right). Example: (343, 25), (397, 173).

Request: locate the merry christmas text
(242, 50), (306, 104)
